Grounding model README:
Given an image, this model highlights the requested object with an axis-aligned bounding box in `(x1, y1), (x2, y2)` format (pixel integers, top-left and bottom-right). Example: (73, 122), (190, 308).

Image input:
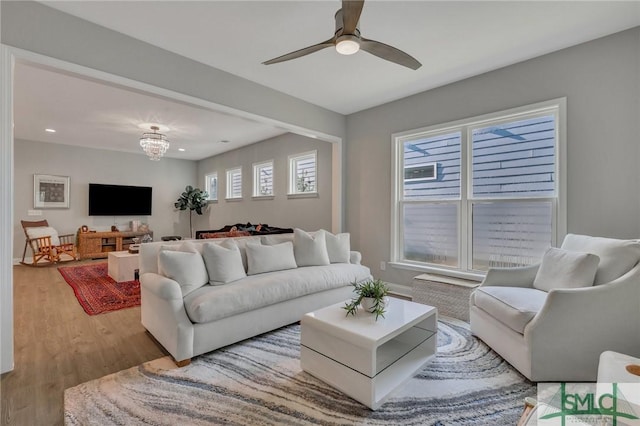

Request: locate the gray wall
(13, 139), (197, 259)
(346, 27), (640, 286)
(196, 133), (332, 233)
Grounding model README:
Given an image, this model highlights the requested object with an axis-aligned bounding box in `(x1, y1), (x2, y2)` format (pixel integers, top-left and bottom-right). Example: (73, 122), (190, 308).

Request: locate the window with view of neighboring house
(205, 172), (218, 201)
(226, 167), (242, 199)
(288, 151), (317, 195)
(253, 161), (274, 197)
(392, 99), (566, 277)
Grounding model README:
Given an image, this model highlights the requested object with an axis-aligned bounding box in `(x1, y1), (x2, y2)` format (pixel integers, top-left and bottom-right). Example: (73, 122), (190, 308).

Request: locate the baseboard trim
(384, 281), (412, 300)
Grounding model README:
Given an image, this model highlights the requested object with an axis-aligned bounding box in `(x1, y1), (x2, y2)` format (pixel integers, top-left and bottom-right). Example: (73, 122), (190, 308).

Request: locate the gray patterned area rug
(64, 317), (535, 425)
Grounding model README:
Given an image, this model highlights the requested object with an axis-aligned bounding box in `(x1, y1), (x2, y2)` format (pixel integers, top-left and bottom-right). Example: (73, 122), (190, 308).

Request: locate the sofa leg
(174, 358), (191, 367)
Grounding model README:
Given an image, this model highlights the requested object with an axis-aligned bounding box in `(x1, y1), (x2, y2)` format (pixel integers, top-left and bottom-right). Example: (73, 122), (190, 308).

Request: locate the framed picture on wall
(34, 174), (70, 209)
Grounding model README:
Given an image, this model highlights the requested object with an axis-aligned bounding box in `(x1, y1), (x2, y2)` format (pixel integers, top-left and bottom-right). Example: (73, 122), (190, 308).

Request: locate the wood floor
(0, 261), (165, 426)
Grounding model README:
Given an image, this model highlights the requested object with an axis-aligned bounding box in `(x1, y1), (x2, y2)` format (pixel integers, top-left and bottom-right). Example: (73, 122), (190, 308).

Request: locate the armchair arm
(480, 264), (540, 288)
(524, 263), (640, 380)
(58, 234), (75, 245)
(26, 235), (53, 246)
(140, 272), (183, 300)
(350, 251), (362, 265)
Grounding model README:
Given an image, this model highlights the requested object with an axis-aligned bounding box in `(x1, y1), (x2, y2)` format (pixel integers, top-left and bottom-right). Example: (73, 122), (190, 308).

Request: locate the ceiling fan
(262, 0), (422, 70)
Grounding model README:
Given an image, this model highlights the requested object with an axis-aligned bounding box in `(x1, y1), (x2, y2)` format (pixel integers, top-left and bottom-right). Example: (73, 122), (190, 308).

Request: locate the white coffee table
(107, 251), (139, 282)
(300, 298), (437, 410)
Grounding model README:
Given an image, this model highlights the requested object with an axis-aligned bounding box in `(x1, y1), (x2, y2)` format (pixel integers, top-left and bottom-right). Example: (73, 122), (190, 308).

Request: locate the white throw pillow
(533, 247), (600, 292)
(324, 231), (351, 263)
(561, 234), (640, 285)
(293, 228), (330, 267)
(158, 250), (209, 296)
(26, 226), (60, 246)
(158, 241), (199, 276)
(202, 240), (247, 285)
(245, 241), (298, 275)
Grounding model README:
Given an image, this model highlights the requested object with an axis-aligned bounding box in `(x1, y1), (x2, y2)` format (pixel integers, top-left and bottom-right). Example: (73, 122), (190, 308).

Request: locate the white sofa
(139, 230), (371, 365)
(470, 234), (640, 382)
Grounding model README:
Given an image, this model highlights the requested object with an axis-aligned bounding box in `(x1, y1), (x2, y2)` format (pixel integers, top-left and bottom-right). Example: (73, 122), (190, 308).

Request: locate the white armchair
(470, 234), (640, 382)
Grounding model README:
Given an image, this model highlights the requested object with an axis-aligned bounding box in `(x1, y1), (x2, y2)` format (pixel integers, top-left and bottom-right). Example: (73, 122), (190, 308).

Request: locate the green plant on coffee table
(343, 279), (389, 320)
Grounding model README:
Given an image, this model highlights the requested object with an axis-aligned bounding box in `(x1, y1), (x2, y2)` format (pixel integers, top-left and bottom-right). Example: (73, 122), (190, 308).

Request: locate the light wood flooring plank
(1, 261), (165, 426)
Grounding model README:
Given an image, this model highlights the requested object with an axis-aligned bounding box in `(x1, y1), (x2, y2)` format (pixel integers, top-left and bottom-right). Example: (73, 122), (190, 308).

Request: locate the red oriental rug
(58, 262), (140, 315)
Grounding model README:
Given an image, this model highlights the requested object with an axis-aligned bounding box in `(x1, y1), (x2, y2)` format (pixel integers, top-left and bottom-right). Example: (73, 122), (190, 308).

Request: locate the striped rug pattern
(64, 317), (535, 425)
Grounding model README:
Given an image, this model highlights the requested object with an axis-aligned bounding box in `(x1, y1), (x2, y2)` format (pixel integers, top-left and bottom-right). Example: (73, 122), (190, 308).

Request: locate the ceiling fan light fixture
(335, 35), (360, 55)
(139, 125), (170, 161)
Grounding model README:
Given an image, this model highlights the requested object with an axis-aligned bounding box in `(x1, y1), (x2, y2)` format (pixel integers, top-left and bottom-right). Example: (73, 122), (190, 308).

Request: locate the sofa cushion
(293, 228), (330, 267)
(157, 241), (199, 276)
(183, 263), (371, 323)
(246, 241), (298, 275)
(202, 240), (247, 285)
(533, 247), (600, 292)
(163, 241), (199, 253)
(261, 234), (295, 246)
(561, 234), (640, 285)
(158, 250), (208, 296)
(324, 231), (351, 263)
(473, 286), (547, 334)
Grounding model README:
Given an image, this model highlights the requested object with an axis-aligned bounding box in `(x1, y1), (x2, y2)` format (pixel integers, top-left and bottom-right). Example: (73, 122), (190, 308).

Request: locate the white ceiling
(14, 1), (640, 161)
(14, 62), (287, 160)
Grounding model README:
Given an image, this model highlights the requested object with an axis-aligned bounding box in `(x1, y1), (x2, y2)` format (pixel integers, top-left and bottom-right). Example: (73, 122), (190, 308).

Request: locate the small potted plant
(343, 279), (390, 320)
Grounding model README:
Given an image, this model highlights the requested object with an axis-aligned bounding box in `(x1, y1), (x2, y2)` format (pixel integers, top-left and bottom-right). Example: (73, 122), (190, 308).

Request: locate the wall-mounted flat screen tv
(89, 183), (152, 216)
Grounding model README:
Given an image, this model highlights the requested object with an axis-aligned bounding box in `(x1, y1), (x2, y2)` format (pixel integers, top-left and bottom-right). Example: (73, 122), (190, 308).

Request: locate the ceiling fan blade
(342, 0), (364, 35)
(360, 38), (422, 70)
(263, 38), (335, 65)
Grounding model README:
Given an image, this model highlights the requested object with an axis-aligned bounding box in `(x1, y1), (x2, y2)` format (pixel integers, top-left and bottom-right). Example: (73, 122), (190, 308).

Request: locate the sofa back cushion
(293, 228), (330, 267)
(561, 234), (640, 285)
(246, 242), (298, 275)
(261, 233), (296, 246)
(533, 247), (600, 292)
(202, 239), (247, 285)
(158, 250), (208, 296)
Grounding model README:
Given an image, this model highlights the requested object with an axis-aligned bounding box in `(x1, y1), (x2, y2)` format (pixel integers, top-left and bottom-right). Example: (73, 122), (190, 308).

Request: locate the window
(225, 167), (242, 199)
(253, 161), (274, 197)
(288, 151), (317, 195)
(205, 172), (218, 201)
(392, 99), (565, 277)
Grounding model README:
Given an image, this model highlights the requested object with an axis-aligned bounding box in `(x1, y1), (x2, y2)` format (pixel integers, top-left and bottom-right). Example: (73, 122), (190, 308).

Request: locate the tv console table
(78, 230), (153, 260)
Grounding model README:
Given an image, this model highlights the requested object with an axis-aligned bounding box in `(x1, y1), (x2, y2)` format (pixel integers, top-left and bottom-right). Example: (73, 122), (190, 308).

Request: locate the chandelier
(139, 125), (170, 161)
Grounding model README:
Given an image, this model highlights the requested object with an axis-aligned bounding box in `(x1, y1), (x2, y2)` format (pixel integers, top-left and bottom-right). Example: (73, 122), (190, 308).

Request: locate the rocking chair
(20, 220), (77, 266)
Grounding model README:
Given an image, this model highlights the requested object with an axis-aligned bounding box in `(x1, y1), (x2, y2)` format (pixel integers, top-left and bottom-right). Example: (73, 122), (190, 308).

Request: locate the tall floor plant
(174, 185), (208, 238)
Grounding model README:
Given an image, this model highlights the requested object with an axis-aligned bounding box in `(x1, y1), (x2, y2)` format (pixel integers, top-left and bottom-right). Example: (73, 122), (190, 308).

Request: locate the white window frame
(390, 98), (567, 280)
(288, 150), (318, 196)
(204, 172), (218, 201)
(253, 160), (274, 198)
(225, 167), (243, 200)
